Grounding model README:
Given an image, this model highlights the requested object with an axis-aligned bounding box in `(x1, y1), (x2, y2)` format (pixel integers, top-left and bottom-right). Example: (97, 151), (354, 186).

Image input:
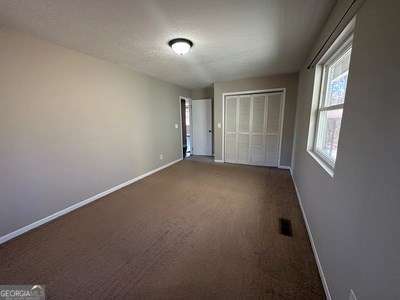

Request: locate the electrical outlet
(159, 154), (163, 160)
(174, 123), (178, 129)
(349, 289), (357, 300)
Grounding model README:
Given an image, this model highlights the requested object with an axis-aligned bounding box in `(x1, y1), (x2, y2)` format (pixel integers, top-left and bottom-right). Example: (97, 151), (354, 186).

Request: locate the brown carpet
(0, 159), (325, 299)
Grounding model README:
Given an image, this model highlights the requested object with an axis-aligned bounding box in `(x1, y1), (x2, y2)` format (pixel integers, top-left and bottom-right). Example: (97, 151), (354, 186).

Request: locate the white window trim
(307, 149), (335, 177)
(308, 31), (354, 177)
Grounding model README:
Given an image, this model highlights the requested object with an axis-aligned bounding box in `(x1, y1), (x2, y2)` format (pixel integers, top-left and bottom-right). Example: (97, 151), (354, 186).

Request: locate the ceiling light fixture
(168, 38), (193, 55)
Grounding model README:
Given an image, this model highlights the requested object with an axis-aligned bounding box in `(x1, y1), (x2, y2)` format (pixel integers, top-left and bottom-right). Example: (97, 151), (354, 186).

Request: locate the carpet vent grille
(279, 218), (293, 237)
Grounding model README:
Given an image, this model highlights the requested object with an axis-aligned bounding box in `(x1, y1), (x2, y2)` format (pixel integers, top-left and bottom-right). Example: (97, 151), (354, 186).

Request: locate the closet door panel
(266, 94), (282, 134)
(225, 133), (237, 163)
(252, 95), (266, 133)
(265, 93), (283, 166)
(225, 96), (237, 133)
(237, 134), (250, 163)
(225, 96), (238, 162)
(250, 94), (266, 164)
(238, 96), (251, 133)
(265, 135), (279, 165)
(250, 134), (266, 164)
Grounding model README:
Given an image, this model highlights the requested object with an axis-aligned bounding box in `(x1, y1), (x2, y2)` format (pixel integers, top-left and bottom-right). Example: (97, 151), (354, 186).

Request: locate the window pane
(315, 108), (343, 164)
(324, 48), (351, 107)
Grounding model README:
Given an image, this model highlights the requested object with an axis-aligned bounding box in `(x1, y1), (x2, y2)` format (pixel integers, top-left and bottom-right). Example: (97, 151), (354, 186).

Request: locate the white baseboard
(214, 159), (224, 163)
(278, 165), (292, 170)
(290, 173), (332, 300)
(0, 158), (182, 245)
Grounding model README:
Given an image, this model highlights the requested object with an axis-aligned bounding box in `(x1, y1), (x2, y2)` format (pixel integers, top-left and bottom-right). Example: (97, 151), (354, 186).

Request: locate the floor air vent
(279, 218), (293, 237)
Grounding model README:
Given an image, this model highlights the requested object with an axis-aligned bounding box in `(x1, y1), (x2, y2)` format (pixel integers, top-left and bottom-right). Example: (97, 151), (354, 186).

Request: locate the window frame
(310, 34), (353, 173)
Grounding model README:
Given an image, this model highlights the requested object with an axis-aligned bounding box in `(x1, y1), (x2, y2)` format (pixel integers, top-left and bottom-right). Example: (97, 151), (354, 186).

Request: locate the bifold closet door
(224, 96), (237, 163)
(237, 95), (251, 163)
(224, 92), (283, 166)
(225, 95), (251, 164)
(250, 94), (267, 165)
(265, 93), (283, 166)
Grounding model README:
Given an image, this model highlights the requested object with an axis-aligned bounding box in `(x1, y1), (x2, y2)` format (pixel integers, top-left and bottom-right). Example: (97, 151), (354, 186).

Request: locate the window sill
(307, 150), (334, 178)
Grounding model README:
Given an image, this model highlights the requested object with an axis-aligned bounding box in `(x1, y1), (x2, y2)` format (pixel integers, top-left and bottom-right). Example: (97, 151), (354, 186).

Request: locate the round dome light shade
(168, 38), (193, 55)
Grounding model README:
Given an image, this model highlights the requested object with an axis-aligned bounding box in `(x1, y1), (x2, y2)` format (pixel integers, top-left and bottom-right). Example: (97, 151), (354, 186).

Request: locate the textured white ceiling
(0, 0), (335, 88)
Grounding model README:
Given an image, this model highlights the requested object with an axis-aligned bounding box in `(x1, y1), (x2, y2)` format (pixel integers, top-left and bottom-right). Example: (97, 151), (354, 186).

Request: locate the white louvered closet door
(224, 96), (238, 163)
(265, 93), (283, 166)
(237, 95), (251, 163)
(250, 94), (267, 165)
(224, 92), (284, 166)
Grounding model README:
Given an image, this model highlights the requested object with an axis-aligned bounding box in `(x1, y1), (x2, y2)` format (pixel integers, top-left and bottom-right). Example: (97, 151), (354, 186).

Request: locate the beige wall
(191, 85), (214, 100)
(292, 0), (400, 299)
(0, 28), (189, 237)
(213, 74), (298, 166)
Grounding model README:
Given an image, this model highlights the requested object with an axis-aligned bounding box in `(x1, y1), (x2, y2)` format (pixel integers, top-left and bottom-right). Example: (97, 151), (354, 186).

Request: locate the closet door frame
(222, 88), (286, 167)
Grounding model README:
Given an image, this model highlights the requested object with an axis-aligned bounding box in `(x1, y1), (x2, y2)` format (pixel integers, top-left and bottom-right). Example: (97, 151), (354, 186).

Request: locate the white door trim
(221, 88), (286, 167)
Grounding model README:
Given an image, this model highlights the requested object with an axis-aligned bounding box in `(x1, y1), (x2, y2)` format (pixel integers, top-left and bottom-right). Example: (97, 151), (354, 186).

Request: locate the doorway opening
(180, 97), (191, 158)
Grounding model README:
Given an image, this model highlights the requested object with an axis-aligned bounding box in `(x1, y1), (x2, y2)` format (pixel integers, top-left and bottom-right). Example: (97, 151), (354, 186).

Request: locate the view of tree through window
(313, 43), (352, 168)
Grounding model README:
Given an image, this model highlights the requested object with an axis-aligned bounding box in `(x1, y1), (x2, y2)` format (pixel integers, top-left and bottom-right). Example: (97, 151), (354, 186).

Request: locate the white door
(192, 99), (212, 156)
(224, 92), (284, 166)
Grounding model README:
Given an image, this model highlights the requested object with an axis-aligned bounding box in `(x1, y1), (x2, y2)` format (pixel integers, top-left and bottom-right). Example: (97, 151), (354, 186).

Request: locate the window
(310, 36), (353, 173)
